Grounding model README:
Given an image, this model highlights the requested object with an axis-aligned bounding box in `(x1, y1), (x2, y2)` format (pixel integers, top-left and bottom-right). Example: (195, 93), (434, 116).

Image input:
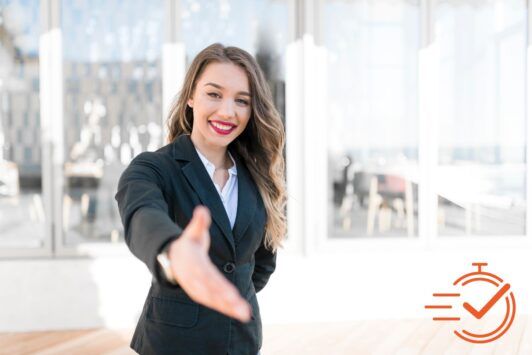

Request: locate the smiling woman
(115, 43), (286, 355)
(188, 62), (252, 149)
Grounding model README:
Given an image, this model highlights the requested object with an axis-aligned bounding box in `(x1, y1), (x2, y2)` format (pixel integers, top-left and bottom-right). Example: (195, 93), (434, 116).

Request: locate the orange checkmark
(463, 283), (511, 320)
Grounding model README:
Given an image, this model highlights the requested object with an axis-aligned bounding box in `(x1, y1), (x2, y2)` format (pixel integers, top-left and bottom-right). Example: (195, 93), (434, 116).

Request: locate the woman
(115, 43), (286, 355)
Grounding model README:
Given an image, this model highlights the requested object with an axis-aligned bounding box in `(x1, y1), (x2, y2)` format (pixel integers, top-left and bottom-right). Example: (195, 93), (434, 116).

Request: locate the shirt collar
(194, 146), (237, 178)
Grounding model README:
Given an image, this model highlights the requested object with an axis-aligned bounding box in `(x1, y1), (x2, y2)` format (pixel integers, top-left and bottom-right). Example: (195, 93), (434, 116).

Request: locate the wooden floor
(2, 317), (531, 355)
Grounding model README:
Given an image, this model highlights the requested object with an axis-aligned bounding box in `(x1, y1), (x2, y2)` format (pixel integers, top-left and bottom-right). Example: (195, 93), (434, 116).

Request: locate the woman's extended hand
(167, 205), (252, 323)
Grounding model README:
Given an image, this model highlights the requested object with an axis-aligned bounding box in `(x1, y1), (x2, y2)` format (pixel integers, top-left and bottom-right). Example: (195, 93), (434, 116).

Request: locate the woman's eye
(207, 92), (220, 98)
(236, 98), (249, 106)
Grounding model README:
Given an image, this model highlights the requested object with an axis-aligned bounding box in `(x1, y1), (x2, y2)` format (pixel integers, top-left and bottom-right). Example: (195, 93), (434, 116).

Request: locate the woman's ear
(187, 98), (193, 108)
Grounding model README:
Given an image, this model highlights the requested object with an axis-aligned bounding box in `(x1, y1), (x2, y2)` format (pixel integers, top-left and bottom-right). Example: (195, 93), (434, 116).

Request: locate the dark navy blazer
(115, 134), (276, 355)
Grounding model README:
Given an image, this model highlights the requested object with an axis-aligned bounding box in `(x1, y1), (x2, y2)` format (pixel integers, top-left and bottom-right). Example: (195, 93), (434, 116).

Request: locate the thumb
(185, 206), (211, 244)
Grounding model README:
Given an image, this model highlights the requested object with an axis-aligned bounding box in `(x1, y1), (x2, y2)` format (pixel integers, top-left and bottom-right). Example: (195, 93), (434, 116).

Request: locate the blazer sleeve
(252, 232), (277, 293)
(115, 151), (182, 286)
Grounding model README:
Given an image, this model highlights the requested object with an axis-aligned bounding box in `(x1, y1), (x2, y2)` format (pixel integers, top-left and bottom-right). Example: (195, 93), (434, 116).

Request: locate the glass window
(324, 0), (420, 238)
(61, 0), (164, 245)
(435, 0), (526, 236)
(0, 0), (46, 248)
(180, 0), (289, 120)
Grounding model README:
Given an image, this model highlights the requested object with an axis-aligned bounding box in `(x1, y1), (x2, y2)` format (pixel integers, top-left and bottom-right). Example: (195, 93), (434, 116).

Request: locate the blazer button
(223, 262), (235, 274)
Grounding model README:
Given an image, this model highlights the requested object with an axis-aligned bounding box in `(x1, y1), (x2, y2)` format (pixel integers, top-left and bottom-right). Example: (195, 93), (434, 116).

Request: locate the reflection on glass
(435, 0), (526, 236)
(0, 0), (45, 248)
(180, 0), (288, 120)
(325, 0), (420, 238)
(61, 0), (163, 245)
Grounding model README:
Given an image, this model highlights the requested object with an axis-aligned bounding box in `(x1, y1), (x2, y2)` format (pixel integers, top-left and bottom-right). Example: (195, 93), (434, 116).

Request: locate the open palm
(167, 206), (251, 322)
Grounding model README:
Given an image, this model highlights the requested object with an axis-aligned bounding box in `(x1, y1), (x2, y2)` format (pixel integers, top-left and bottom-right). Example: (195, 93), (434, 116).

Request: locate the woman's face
(188, 62), (252, 150)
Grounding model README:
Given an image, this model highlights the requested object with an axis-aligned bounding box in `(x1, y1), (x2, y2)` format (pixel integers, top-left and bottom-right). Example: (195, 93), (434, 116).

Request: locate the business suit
(115, 134), (276, 355)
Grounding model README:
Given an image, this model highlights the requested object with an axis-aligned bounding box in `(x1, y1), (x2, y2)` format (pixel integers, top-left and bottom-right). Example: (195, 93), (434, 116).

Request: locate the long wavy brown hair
(166, 43), (286, 252)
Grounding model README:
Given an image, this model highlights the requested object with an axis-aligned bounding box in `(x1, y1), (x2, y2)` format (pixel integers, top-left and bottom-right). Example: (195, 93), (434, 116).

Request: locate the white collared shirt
(194, 147), (238, 229)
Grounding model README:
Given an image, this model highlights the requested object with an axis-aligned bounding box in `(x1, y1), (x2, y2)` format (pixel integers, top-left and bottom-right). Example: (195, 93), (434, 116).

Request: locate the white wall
(0, 256), (151, 332)
(1, 247), (531, 332)
(261, 247), (532, 324)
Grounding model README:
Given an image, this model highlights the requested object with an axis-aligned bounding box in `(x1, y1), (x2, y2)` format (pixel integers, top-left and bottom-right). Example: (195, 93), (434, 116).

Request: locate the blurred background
(1, 0), (532, 353)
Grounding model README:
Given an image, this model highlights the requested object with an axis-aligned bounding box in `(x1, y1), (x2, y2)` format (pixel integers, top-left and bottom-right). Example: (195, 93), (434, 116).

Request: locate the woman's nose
(217, 99), (236, 118)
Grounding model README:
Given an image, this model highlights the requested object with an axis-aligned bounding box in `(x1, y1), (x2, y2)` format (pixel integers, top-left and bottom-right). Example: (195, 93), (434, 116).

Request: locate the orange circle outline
(452, 270), (516, 344)
(454, 292), (515, 343)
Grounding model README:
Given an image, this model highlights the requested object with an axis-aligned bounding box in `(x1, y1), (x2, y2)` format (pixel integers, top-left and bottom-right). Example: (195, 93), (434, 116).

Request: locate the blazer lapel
(231, 150), (258, 243)
(173, 135), (235, 254)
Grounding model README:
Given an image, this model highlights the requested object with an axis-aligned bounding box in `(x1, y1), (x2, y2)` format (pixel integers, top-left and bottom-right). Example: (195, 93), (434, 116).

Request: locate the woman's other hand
(167, 205), (252, 323)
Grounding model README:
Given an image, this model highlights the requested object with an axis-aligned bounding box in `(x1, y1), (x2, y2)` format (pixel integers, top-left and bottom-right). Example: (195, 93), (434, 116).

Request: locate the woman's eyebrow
(204, 82), (250, 97)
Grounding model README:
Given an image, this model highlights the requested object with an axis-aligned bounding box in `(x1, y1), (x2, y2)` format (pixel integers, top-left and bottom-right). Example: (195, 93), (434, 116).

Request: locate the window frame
(291, 0), (532, 256)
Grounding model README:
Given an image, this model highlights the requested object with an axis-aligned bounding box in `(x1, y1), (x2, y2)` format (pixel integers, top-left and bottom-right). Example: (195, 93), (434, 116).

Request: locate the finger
(184, 256), (251, 322)
(201, 264), (252, 322)
(209, 282), (251, 322)
(171, 236), (251, 322)
(216, 287), (252, 323)
(185, 206), (211, 242)
(181, 268), (250, 322)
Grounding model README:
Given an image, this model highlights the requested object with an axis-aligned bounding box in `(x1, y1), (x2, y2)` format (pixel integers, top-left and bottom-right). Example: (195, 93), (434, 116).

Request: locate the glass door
(0, 0), (51, 256)
(59, 0), (164, 251)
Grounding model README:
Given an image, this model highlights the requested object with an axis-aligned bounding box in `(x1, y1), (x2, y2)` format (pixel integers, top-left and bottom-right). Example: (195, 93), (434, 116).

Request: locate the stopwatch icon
(425, 262), (516, 344)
